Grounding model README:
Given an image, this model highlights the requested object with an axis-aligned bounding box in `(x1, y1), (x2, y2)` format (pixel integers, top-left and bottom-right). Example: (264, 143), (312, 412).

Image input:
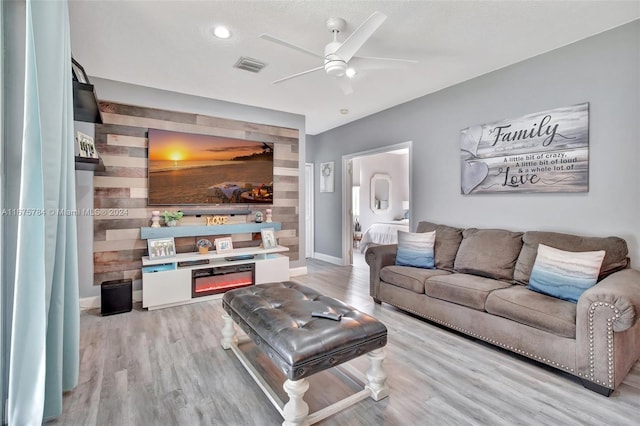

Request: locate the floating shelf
(140, 222), (281, 239)
(141, 245), (289, 266)
(75, 156), (105, 172)
(178, 209), (252, 217)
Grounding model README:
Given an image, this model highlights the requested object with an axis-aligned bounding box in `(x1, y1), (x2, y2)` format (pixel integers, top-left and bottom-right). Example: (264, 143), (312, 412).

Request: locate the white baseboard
(313, 252), (344, 266)
(79, 296), (100, 310)
(289, 266), (308, 277)
(79, 290), (142, 311)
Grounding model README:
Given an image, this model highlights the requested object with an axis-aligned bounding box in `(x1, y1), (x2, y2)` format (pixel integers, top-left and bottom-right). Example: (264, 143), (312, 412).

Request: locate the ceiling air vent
(234, 57), (266, 73)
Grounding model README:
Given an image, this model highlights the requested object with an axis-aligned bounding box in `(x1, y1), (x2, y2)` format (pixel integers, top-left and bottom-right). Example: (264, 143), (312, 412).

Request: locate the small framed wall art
(215, 237), (234, 254)
(320, 161), (334, 193)
(147, 237), (176, 259)
(261, 227), (277, 249)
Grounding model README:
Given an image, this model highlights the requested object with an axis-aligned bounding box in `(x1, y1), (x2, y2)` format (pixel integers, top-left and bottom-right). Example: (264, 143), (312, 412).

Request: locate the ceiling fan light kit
(324, 51), (347, 77)
(260, 11), (417, 95)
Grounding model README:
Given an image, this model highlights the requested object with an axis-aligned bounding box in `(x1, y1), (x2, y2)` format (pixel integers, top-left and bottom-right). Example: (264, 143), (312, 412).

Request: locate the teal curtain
(8, 0), (79, 423)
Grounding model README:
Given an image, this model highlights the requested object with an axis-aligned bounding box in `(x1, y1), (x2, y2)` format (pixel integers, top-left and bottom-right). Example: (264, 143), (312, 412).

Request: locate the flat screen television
(147, 128), (274, 205)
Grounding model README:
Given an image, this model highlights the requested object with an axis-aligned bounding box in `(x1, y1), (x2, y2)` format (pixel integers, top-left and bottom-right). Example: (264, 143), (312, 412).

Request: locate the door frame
(305, 163), (314, 258)
(341, 141), (412, 266)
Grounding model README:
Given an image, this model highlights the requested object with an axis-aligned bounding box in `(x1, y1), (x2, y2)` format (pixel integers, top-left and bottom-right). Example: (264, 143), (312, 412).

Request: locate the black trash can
(101, 278), (132, 316)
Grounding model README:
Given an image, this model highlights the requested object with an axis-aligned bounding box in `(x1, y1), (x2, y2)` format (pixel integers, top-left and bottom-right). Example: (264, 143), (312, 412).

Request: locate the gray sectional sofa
(365, 221), (640, 395)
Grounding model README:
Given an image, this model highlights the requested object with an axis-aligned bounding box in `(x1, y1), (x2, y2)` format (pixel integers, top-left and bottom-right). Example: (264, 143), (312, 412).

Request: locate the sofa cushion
(396, 231), (435, 269)
(527, 244), (605, 303)
(485, 286), (576, 338)
(425, 273), (512, 311)
(514, 231), (628, 285)
(454, 228), (524, 281)
(416, 221), (464, 271)
(380, 265), (450, 294)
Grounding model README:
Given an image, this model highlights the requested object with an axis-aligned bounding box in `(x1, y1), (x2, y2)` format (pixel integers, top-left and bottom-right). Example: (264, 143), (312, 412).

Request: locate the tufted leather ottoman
(221, 281), (388, 426)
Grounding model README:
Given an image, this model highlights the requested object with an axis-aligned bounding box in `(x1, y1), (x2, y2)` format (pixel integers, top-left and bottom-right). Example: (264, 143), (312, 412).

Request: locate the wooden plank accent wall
(92, 101), (300, 287)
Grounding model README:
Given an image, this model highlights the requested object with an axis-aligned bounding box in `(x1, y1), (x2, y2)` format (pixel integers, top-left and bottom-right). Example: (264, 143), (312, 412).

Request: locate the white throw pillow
(395, 231), (436, 269)
(527, 244), (605, 303)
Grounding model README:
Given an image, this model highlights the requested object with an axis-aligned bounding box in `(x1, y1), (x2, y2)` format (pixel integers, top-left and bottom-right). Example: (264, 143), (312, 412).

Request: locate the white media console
(141, 246), (290, 310)
(139, 221), (289, 310)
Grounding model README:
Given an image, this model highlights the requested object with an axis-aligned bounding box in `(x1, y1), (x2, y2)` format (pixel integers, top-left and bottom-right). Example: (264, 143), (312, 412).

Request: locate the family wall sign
(460, 103), (589, 194)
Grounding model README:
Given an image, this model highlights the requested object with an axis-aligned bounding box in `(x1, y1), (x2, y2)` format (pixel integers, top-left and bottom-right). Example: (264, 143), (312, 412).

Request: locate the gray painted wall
(306, 133), (343, 257)
(308, 21), (640, 267)
(75, 122), (96, 298)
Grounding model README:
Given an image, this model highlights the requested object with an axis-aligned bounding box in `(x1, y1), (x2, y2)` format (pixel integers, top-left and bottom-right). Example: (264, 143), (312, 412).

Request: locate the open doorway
(342, 142), (412, 265)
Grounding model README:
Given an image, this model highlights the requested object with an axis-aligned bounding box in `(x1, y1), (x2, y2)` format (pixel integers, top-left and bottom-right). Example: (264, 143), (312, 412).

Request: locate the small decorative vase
(198, 246), (209, 255)
(265, 208), (272, 223)
(166, 220), (177, 227)
(151, 210), (161, 228)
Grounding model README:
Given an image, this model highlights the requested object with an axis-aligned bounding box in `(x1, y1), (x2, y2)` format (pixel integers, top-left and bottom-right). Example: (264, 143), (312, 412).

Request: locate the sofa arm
(578, 268), (640, 332)
(364, 244), (397, 301)
(575, 268), (640, 390)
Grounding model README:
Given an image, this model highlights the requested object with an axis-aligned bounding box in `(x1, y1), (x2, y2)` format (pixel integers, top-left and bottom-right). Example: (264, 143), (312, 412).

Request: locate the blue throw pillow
(527, 244), (606, 303)
(396, 230), (435, 269)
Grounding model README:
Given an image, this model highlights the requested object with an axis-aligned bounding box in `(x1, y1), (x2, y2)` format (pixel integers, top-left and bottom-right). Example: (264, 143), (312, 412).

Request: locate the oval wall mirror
(370, 173), (392, 214)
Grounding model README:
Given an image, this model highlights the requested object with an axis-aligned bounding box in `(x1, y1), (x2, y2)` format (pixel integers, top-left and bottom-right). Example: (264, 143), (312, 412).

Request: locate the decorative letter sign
(460, 103), (589, 194)
(206, 215), (229, 225)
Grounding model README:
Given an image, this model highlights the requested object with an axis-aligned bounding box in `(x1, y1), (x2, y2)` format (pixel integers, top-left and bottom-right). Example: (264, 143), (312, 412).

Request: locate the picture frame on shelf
(147, 237), (176, 259)
(71, 57), (89, 84)
(77, 131), (98, 159)
(215, 237), (234, 254)
(261, 227), (277, 249)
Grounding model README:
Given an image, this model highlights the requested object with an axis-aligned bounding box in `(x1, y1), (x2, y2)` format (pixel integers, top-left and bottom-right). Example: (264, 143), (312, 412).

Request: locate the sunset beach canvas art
(147, 128), (274, 205)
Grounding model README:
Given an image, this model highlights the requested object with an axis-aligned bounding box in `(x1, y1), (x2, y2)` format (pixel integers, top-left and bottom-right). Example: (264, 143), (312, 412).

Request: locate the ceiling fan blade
(272, 66), (324, 84)
(337, 77), (354, 95)
(349, 56), (418, 71)
(353, 56), (419, 64)
(335, 11), (387, 63)
(259, 34), (324, 60)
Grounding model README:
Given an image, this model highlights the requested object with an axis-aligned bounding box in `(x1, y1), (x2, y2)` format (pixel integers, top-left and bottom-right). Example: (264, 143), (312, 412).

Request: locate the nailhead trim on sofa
(586, 302), (619, 387)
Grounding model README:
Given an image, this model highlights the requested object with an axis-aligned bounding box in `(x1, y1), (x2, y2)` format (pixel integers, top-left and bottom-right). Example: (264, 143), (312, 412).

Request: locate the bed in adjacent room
(359, 219), (409, 253)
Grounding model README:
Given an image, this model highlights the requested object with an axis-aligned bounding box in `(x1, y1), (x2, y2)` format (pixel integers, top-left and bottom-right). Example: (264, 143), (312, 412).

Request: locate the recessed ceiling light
(340, 108), (349, 115)
(213, 26), (231, 39)
(345, 68), (357, 78)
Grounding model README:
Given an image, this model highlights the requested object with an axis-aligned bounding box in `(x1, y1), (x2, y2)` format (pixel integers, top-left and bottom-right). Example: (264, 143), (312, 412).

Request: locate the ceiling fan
(260, 11), (417, 95)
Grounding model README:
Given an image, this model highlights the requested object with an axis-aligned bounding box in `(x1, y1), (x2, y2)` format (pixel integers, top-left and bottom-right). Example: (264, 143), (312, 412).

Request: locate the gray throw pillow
(416, 221), (463, 271)
(454, 228), (523, 281)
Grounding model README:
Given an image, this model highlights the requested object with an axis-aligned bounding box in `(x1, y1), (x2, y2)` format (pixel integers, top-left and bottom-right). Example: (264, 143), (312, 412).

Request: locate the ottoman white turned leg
(221, 313), (237, 349)
(365, 348), (389, 401)
(282, 378), (310, 426)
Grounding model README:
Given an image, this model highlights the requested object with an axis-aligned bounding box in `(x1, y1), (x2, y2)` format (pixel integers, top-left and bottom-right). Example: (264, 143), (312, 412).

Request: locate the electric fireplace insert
(192, 264), (255, 298)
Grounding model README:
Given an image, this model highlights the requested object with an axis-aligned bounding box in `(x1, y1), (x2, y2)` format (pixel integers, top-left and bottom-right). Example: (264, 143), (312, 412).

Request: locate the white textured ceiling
(68, 1), (640, 135)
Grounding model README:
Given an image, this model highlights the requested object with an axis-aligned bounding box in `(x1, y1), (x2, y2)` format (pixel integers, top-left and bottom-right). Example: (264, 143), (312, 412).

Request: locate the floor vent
(234, 57), (267, 73)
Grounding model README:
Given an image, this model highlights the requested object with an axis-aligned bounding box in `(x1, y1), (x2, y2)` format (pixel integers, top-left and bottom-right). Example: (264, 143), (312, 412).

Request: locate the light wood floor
(48, 254), (640, 425)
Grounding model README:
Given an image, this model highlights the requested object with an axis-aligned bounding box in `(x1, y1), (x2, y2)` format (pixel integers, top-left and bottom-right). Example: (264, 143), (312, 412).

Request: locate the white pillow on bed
(395, 230), (435, 269)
